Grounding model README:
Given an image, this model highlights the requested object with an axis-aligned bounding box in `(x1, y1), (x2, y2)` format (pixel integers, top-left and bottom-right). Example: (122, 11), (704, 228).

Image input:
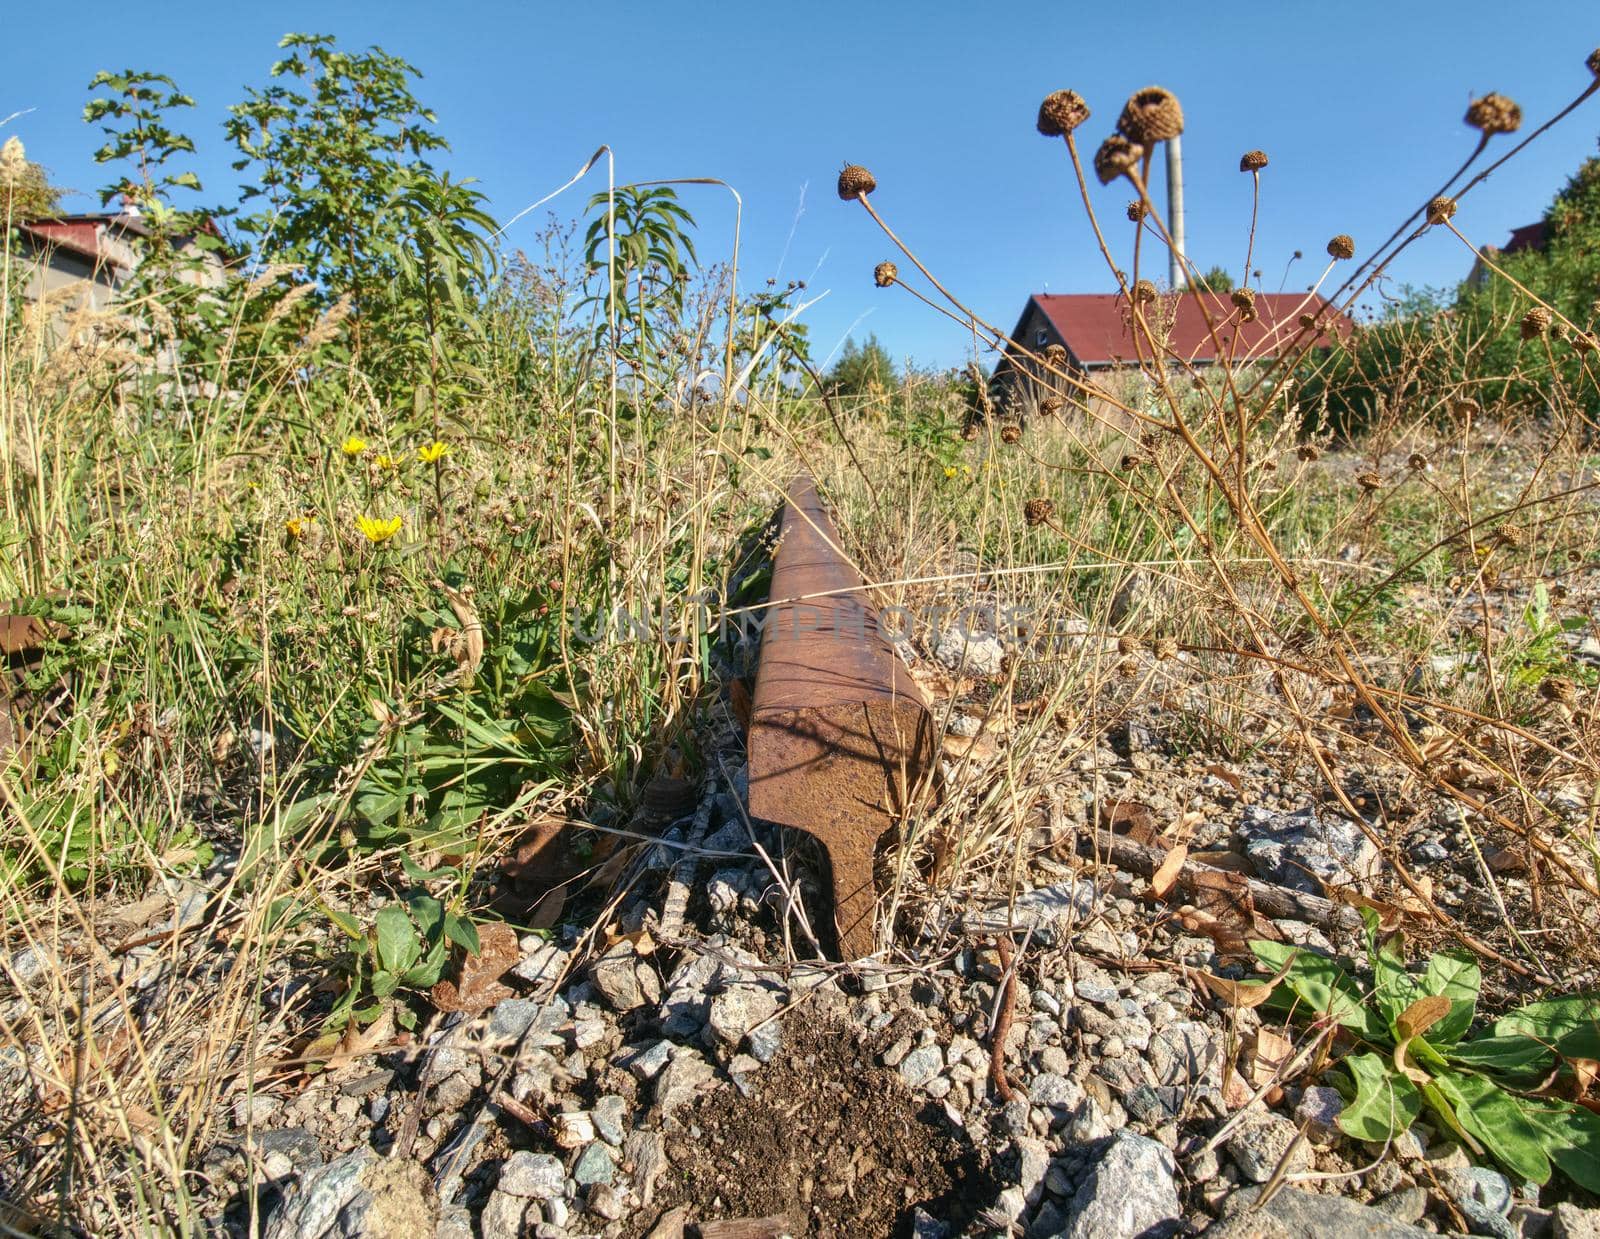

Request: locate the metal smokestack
(1166, 134), (1187, 288)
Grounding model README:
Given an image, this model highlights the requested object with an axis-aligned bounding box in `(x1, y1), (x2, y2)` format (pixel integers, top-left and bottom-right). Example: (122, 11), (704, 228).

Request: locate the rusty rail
(747, 474), (935, 959)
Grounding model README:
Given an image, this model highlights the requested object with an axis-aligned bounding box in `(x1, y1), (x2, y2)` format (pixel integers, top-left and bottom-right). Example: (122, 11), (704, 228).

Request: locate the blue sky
(5, 1), (1598, 371)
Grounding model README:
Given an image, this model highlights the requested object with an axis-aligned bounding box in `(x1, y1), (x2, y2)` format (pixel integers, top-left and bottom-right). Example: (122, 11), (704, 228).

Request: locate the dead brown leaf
(430, 921), (519, 1015)
(1150, 844), (1188, 899)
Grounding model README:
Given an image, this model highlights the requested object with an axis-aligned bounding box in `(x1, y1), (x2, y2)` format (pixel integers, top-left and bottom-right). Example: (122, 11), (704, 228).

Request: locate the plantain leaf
(1338, 1052), (1422, 1142)
(374, 904), (419, 975)
(1495, 994), (1600, 1044)
(1431, 1070), (1551, 1184)
(1423, 950), (1480, 1045)
(1252, 941), (1387, 1040)
(1520, 1099), (1600, 1193)
(1447, 1033), (1556, 1080)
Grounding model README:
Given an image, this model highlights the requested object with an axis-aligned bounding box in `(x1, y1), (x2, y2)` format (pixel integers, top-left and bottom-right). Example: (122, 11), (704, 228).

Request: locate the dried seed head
(1024, 497), (1055, 527)
(1037, 90), (1091, 137)
(1120, 453), (1145, 472)
(1043, 344), (1068, 367)
(1426, 196), (1457, 225)
(1127, 201), (1148, 222)
(1540, 675), (1578, 706)
(1493, 524), (1525, 548)
(1239, 150), (1269, 172)
(1117, 634), (1143, 655)
(1572, 331), (1597, 354)
(1590, 48), (1600, 77)
(1298, 313), (1317, 330)
(1000, 423), (1022, 444)
(1407, 451), (1429, 471)
(0, 137), (25, 185)
(1452, 396), (1481, 416)
(1115, 657), (1138, 680)
(873, 261), (898, 288)
(1117, 86), (1185, 145)
(1520, 305), (1553, 339)
(1094, 134), (1145, 184)
(961, 422), (980, 441)
(1133, 279), (1158, 303)
(837, 164), (877, 199)
(1040, 394), (1067, 416)
(1230, 287), (1258, 321)
(1465, 93), (1522, 136)
(1154, 637), (1178, 660)
(1297, 444), (1320, 462)
(1327, 234), (1356, 260)
(1356, 470), (1382, 492)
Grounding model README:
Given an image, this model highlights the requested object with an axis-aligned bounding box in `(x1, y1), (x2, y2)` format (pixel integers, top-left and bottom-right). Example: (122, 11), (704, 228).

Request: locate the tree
(224, 33), (495, 385)
(826, 333), (896, 398)
(1192, 265), (1234, 293)
(0, 138), (64, 221)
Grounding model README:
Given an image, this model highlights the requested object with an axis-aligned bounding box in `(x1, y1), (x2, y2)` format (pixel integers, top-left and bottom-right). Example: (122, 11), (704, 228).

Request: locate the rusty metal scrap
(747, 474), (935, 960)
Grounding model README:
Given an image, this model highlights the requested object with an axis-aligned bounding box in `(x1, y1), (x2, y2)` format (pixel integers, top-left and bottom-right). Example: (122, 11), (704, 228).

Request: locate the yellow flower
(357, 514), (403, 544)
(285, 515), (314, 539)
(417, 440), (449, 464)
(341, 435), (368, 457)
(944, 466), (958, 479)
(375, 453), (401, 471)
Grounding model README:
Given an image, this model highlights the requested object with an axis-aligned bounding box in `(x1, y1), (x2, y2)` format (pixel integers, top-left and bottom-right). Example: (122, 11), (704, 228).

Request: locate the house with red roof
(992, 289), (1352, 416)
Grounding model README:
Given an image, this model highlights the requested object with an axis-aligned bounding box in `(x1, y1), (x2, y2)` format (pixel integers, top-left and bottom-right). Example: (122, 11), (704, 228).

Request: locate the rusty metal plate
(747, 475), (935, 959)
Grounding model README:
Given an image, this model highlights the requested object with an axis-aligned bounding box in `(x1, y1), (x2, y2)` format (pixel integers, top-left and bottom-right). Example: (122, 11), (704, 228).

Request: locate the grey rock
(254, 1126), (324, 1172)
(964, 879), (1099, 945)
(478, 1189), (530, 1238)
(1408, 839), (1450, 865)
(1373, 1187), (1428, 1225)
(1227, 1114), (1309, 1184)
(1555, 1203), (1600, 1239)
(625, 1130), (667, 1205)
(1017, 1136), (1051, 1205)
(1238, 804), (1380, 894)
(488, 997), (544, 1041)
(1450, 1166), (1513, 1216)
(935, 628), (1005, 676)
(1123, 1085), (1183, 1124)
(1453, 1198), (1517, 1239)
(434, 1203), (474, 1239)
(1294, 1084), (1345, 1142)
(572, 1143), (616, 1188)
(654, 1047), (716, 1118)
(898, 1045), (945, 1089)
(706, 982), (784, 1054)
(512, 939), (571, 989)
(586, 1182), (626, 1221)
(1054, 1130), (1180, 1239)
(263, 1149), (437, 1239)
(747, 1017), (782, 1063)
(622, 1039), (674, 1082)
(1147, 1022), (1218, 1088)
(591, 1094), (627, 1146)
(912, 1206), (950, 1239)
(1226, 1186), (1432, 1237)
(589, 944), (659, 1012)
(497, 1151), (567, 1200)
(1513, 1205), (1554, 1238)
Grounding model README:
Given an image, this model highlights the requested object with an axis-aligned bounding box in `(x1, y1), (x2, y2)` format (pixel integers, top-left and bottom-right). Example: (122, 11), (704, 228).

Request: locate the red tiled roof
(1029, 291), (1351, 368)
(1501, 221), (1547, 255)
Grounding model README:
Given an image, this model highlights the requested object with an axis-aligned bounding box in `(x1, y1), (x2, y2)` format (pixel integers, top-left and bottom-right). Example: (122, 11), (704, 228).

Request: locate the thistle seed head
(1000, 423), (1022, 444)
(1407, 452), (1429, 471)
(1230, 287), (1258, 321)
(1327, 234), (1356, 260)
(1520, 305), (1553, 339)
(1540, 675), (1578, 706)
(1426, 196), (1457, 225)
(1127, 201), (1148, 222)
(1590, 48), (1600, 77)
(1154, 637), (1178, 660)
(1572, 331), (1597, 354)
(1024, 497), (1055, 527)
(1040, 394), (1066, 415)
(1117, 86), (1184, 145)
(1239, 150), (1269, 172)
(1094, 134), (1145, 184)
(1298, 313), (1318, 330)
(1465, 93), (1522, 136)
(1043, 344), (1068, 368)
(873, 261), (898, 288)
(1297, 444), (1321, 462)
(837, 164), (877, 200)
(1037, 90), (1091, 137)
(1133, 279), (1158, 303)
(1356, 470), (1382, 492)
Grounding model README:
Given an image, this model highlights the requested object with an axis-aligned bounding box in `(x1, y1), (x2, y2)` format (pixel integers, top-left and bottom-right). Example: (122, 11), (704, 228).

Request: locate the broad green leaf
(1432, 1070), (1551, 1184)
(1496, 994), (1600, 1044)
(444, 913), (480, 955)
(1366, 918), (1423, 1035)
(400, 855), (458, 883)
(369, 969), (399, 1000)
(1423, 950), (1479, 1045)
(1251, 941), (1387, 1040)
(401, 938), (448, 988)
(321, 904), (364, 941)
(1338, 1052), (1422, 1141)
(1446, 1033), (1556, 1080)
(374, 905), (419, 975)
(1520, 1099), (1600, 1193)
(404, 893), (445, 937)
